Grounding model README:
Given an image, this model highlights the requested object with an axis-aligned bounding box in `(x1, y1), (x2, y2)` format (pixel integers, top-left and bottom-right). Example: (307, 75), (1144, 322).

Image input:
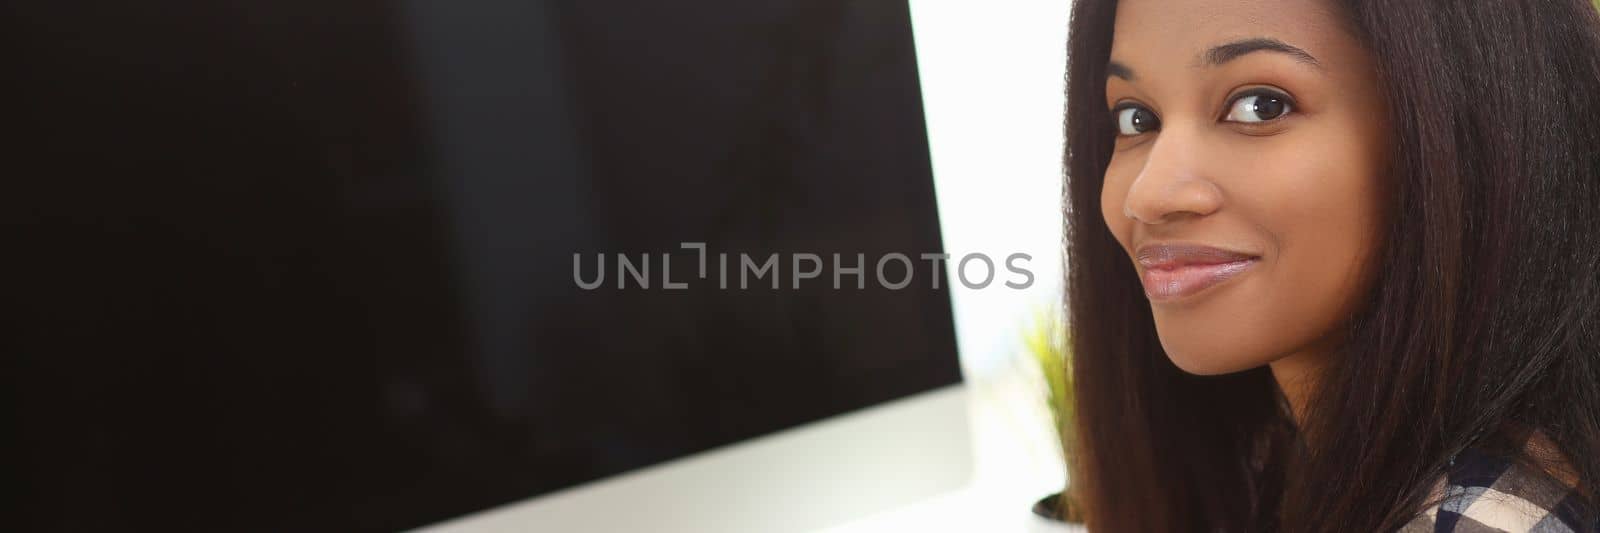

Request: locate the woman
(1063, 0), (1600, 531)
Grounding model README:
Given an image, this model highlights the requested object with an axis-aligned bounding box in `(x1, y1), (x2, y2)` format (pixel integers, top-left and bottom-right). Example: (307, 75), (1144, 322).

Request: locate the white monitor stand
(415, 384), (974, 533)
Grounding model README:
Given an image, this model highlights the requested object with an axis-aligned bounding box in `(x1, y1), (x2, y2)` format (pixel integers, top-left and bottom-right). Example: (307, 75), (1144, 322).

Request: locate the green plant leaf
(1022, 306), (1074, 456)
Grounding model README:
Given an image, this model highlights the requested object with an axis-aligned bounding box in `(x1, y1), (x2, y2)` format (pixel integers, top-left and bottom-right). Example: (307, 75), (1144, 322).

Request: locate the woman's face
(1100, 0), (1389, 375)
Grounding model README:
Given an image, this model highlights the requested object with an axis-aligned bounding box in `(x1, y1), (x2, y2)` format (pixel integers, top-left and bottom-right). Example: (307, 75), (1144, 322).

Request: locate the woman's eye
(1115, 106), (1160, 136)
(1224, 92), (1293, 123)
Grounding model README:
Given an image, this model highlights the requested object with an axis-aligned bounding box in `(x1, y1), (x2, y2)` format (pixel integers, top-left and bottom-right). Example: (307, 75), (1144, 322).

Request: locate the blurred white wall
(909, 1), (1072, 381)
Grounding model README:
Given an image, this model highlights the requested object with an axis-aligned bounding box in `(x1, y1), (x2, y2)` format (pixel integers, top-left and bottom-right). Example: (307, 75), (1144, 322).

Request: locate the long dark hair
(1063, 1), (1600, 531)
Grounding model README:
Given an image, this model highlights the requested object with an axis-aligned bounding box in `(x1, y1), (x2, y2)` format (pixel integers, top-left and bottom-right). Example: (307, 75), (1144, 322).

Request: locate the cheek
(1225, 135), (1384, 366)
(1263, 140), (1384, 321)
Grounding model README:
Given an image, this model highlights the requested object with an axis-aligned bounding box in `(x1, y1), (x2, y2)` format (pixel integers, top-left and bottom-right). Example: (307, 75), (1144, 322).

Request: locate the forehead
(1110, 0), (1350, 67)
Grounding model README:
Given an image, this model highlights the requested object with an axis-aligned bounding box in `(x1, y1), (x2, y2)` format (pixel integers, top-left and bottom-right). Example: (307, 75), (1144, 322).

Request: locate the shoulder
(1399, 447), (1597, 533)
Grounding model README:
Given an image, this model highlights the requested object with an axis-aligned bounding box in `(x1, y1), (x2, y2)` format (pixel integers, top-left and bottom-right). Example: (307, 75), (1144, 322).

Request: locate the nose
(1122, 129), (1224, 224)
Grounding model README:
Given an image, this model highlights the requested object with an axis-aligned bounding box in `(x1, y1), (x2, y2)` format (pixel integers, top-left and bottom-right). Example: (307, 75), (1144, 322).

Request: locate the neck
(1269, 354), (1319, 426)
(1268, 335), (1339, 427)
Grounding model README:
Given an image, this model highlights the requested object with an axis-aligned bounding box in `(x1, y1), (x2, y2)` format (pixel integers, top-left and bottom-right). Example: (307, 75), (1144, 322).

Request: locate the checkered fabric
(1398, 447), (1598, 532)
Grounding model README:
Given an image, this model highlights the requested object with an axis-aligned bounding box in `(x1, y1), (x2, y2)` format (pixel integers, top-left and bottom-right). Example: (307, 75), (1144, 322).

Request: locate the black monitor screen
(10, 1), (961, 530)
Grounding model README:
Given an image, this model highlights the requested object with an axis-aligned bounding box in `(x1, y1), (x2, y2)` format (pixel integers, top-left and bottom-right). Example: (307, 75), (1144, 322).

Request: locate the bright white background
(913, 0), (1072, 382)
(814, 1), (1081, 531)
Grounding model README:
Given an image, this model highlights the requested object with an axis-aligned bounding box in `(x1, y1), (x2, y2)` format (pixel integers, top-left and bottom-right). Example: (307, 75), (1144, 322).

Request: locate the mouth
(1135, 243), (1260, 302)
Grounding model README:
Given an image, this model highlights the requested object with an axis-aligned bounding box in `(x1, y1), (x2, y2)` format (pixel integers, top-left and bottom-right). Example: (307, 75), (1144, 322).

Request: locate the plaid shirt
(1399, 446), (1597, 532)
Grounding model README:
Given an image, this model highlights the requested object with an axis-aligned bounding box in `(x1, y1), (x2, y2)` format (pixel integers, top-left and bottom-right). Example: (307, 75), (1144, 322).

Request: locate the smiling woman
(1061, 0), (1600, 531)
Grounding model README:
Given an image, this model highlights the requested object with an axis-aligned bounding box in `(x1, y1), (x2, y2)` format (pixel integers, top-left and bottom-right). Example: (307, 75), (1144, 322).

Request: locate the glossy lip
(1134, 243), (1261, 302)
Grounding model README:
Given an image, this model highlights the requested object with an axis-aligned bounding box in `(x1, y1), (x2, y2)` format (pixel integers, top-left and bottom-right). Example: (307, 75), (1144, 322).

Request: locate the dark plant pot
(1032, 491), (1065, 522)
(1031, 490), (1086, 524)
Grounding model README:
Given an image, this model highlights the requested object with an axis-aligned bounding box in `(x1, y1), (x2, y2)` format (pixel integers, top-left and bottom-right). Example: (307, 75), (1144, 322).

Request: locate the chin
(1165, 353), (1238, 375)
(1159, 340), (1257, 376)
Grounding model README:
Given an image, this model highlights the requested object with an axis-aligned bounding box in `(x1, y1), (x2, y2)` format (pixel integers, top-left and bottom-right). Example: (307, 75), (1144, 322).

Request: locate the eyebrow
(1106, 37), (1322, 80)
(1107, 61), (1136, 80)
(1204, 37), (1321, 68)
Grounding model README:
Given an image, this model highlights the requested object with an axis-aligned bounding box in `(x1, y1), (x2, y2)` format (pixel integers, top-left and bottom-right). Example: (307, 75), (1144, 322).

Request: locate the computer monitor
(10, 0), (966, 530)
